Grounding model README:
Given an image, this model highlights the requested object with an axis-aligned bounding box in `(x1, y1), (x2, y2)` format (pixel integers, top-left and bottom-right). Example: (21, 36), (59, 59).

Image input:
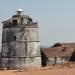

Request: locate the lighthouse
(1, 9), (41, 69)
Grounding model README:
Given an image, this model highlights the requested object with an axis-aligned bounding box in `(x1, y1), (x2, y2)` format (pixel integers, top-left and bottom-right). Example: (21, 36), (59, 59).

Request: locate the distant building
(41, 43), (75, 66)
(1, 9), (41, 69)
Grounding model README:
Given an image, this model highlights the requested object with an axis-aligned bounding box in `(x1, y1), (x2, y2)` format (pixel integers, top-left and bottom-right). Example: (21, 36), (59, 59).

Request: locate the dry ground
(0, 67), (75, 75)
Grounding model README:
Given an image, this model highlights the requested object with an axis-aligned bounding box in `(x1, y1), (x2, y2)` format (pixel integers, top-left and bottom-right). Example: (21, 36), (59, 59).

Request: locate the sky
(0, 0), (75, 47)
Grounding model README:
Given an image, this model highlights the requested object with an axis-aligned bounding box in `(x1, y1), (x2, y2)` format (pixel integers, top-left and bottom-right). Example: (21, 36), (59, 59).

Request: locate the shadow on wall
(70, 50), (75, 62)
(41, 50), (47, 67)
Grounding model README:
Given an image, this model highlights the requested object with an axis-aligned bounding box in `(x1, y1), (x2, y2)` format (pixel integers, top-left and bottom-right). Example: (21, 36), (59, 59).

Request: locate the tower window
(13, 19), (18, 26)
(14, 36), (16, 41)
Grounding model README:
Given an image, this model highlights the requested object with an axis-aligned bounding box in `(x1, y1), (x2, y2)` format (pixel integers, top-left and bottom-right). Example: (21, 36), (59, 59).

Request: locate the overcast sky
(0, 0), (75, 47)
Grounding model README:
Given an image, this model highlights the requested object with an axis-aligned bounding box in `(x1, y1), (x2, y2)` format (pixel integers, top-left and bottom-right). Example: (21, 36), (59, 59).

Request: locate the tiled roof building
(41, 43), (75, 66)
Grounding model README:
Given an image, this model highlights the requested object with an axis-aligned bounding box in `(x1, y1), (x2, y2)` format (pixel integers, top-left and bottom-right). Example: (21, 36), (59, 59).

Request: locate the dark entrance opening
(70, 50), (75, 62)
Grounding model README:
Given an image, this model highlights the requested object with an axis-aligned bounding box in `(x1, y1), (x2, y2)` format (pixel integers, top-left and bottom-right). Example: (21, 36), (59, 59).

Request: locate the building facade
(1, 9), (41, 69)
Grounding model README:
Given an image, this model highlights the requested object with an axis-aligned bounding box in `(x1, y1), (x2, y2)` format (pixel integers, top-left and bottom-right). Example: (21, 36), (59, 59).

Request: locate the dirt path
(0, 68), (75, 75)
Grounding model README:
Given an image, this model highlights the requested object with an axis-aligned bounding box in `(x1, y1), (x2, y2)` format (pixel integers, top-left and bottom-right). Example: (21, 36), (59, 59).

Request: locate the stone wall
(1, 17), (41, 69)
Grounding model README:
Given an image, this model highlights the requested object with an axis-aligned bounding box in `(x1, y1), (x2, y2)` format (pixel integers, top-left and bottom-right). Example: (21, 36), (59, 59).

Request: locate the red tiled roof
(41, 46), (73, 58)
(61, 43), (75, 48)
(52, 43), (75, 48)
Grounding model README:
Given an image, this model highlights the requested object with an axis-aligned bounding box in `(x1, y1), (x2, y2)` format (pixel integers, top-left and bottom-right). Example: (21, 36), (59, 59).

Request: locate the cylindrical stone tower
(1, 9), (41, 69)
